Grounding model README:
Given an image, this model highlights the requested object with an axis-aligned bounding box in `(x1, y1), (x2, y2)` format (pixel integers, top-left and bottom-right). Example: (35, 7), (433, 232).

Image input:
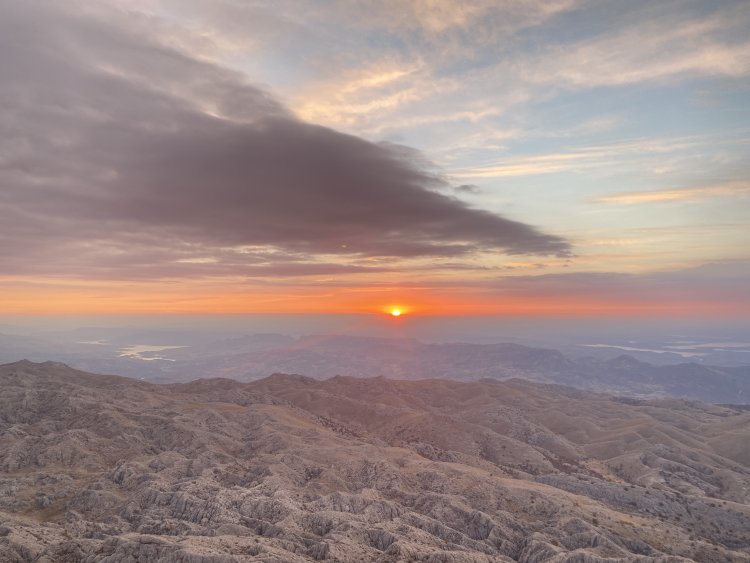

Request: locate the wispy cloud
(290, 3), (750, 138)
(114, 1), (750, 142)
(452, 136), (716, 178)
(455, 151), (603, 178)
(596, 181), (750, 204)
(518, 3), (750, 90)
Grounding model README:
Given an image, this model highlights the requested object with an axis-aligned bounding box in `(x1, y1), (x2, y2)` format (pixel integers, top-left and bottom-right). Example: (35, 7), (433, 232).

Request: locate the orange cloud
(595, 181), (750, 204)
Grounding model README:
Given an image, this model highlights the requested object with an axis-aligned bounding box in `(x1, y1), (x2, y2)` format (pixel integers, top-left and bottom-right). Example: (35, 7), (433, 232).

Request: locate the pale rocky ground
(1, 360), (749, 562)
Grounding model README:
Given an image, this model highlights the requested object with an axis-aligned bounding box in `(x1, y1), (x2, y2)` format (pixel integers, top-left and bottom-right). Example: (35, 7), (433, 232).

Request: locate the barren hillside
(1, 361), (749, 562)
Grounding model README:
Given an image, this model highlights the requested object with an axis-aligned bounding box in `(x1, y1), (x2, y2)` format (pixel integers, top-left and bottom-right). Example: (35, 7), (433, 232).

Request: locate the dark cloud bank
(0, 2), (569, 279)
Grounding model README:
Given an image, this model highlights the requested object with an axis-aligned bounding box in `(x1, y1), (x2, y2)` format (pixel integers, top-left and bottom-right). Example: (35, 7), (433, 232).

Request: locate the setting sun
(390, 309), (402, 317)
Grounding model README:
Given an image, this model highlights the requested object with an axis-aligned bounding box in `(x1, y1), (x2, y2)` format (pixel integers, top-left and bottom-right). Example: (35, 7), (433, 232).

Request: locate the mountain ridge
(1, 360), (749, 562)
(3, 330), (750, 404)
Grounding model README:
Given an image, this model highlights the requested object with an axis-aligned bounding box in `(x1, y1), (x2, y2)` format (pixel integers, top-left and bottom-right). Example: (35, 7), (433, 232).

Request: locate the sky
(1, 0), (749, 318)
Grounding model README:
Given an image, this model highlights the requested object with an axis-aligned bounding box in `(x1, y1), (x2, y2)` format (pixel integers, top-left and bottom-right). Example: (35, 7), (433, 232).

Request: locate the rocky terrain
(1, 360), (749, 562)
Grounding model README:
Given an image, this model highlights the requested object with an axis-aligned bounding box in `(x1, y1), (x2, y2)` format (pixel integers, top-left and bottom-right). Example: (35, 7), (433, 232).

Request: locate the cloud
(595, 181), (750, 204)
(493, 262), (750, 302)
(454, 184), (482, 195)
(287, 2), (750, 145)
(0, 2), (569, 280)
(452, 135), (736, 179)
(456, 151), (601, 178)
(251, 1), (580, 134)
(520, 3), (750, 89)
(423, 262), (750, 315)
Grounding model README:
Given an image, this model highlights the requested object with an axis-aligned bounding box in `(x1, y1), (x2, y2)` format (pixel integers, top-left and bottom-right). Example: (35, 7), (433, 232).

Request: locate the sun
(382, 305), (410, 317)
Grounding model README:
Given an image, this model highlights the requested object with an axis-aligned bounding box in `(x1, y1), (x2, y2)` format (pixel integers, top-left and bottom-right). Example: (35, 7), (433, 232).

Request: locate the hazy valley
(2, 329), (749, 406)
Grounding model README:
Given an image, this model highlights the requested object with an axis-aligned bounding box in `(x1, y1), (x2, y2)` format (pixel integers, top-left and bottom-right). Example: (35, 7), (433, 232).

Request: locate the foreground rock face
(0, 360), (749, 562)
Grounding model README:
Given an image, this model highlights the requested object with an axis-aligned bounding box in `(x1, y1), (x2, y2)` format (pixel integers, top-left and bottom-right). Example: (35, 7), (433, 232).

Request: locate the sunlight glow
(391, 309), (402, 317)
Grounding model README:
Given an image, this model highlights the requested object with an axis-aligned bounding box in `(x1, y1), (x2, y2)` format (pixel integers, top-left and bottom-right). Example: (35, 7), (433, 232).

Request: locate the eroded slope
(1, 361), (748, 562)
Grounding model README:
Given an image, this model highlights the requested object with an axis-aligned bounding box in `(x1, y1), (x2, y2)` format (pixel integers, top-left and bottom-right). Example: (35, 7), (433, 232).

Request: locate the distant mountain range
(1, 360), (749, 562)
(1, 332), (748, 404)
